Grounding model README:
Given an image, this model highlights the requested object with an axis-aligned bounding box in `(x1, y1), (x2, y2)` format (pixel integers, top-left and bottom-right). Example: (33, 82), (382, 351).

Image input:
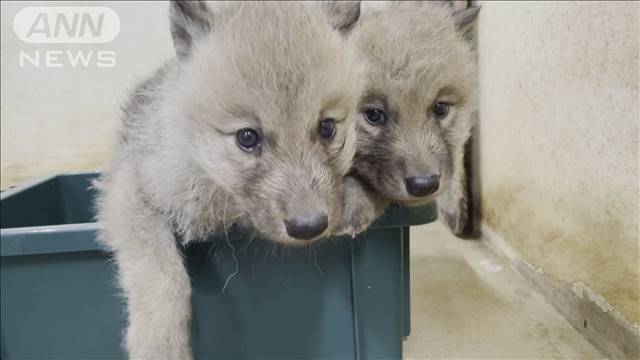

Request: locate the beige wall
(476, 0), (639, 328)
(0, 1), (173, 188)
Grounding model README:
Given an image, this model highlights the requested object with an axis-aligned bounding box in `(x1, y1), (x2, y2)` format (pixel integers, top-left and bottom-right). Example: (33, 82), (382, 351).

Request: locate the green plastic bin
(0, 172), (436, 359)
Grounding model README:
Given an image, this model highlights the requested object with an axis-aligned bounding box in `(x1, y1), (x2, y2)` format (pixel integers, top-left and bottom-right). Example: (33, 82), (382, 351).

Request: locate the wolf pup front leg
(437, 138), (470, 235)
(333, 175), (388, 236)
(97, 169), (192, 359)
(96, 3), (211, 357)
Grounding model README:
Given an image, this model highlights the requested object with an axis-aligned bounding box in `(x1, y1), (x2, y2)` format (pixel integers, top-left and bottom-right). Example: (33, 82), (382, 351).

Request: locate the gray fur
(320, 1), (361, 34)
(453, 6), (480, 31)
(96, 2), (362, 357)
(334, 2), (478, 236)
(170, 0), (211, 59)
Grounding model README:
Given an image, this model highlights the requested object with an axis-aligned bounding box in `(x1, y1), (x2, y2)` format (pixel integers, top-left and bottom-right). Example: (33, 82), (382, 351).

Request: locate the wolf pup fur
(95, 1), (362, 358)
(335, 2), (479, 236)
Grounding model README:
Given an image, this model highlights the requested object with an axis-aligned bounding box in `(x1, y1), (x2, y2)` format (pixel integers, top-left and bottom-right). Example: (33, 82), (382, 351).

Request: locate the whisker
(221, 194), (239, 294)
(312, 247), (324, 277)
(239, 235), (255, 256)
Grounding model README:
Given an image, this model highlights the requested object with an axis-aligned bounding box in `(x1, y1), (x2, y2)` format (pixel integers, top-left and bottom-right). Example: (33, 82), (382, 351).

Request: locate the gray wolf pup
(334, 1), (479, 236)
(95, 1), (362, 358)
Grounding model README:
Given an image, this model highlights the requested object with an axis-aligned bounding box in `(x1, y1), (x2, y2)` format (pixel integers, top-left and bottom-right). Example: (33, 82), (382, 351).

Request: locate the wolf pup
(95, 1), (362, 358)
(335, 2), (479, 236)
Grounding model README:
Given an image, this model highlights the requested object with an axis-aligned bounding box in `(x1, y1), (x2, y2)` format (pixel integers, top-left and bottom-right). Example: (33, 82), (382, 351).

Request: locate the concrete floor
(404, 222), (605, 359)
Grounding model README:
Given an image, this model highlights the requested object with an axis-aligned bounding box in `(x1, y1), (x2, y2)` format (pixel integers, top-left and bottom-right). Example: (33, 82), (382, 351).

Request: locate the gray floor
(404, 222), (605, 359)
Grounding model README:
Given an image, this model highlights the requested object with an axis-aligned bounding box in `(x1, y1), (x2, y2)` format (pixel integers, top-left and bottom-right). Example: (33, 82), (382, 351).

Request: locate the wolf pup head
(166, 1), (362, 245)
(349, 2), (478, 207)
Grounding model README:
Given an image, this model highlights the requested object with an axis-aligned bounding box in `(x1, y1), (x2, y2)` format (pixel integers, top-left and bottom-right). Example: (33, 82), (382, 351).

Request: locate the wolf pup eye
(318, 118), (336, 139)
(236, 128), (260, 152)
(433, 102), (450, 119)
(364, 108), (386, 126)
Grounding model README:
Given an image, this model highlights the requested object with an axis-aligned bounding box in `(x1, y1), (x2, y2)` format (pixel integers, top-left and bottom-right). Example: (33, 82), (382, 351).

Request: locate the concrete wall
(476, 1), (639, 356)
(0, 1), (173, 188)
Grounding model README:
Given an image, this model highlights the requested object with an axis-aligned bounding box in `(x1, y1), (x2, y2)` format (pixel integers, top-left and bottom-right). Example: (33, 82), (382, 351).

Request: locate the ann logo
(27, 11), (104, 39)
(14, 7), (119, 44)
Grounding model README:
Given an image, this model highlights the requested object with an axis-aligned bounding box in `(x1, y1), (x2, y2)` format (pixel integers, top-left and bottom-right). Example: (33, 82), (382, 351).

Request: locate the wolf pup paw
(438, 194), (469, 236)
(334, 176), (387, 237)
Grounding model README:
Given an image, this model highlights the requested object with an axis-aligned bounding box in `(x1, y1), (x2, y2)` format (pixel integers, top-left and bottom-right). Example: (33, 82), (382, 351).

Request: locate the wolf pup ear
(319, 1), (361, 34)
(169, 0), (211, 60)
(452, 6), (480, 33)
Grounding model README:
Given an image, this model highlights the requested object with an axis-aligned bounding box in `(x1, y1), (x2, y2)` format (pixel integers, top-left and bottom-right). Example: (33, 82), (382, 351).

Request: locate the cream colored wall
(476, 0), (639, 327)
(0, 1), (173, 188)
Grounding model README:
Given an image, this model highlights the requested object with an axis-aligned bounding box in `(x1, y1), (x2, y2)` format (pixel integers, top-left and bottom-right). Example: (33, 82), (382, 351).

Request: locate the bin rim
(1, 172), (437, 257)
(1, 223), (103, 257)
(0, 171), (101, 201)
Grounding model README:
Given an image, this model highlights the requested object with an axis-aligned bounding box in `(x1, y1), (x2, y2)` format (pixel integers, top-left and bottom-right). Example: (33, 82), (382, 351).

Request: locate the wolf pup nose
(405, 174), (441, 198)
(285, 213), (329, 240)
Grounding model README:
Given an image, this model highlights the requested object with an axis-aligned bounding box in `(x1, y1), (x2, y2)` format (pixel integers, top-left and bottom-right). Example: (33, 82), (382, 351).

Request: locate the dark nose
(285, 214), (329, 240)
(405, 174), (440, 197)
